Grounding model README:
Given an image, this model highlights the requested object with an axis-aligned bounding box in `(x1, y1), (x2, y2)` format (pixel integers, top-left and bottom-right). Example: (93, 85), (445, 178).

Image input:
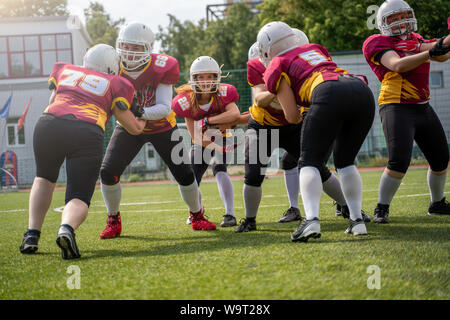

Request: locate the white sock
(322, 173), (346, 205)
(299, 166), (323, 220)
(284, 167), (299, 209)
(101, 183), (122, 216)
(243, 184), (262, 219)
(378, 171), (402, 205)
(427, 170), (447, 203)
(337, 165), (362, 221)
(179, 181), (202, 213)
(215, 171), (235, 216)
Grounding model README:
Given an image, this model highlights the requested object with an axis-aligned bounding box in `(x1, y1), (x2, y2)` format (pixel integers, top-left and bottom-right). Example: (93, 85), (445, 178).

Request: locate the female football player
(99, 22), (217, 237)
(20, 44), (146, 259)
(172, 56), (248, 227)
(363, 0), (450, 223)
(257, 21), (376, 241)
(239, 36), (370, 233)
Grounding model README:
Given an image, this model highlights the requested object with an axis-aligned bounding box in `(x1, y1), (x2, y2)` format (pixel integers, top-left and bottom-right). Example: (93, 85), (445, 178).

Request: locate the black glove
(429, 37), (450, 58)
(301, 108), (308, 120)
(130, 96), (144, 118)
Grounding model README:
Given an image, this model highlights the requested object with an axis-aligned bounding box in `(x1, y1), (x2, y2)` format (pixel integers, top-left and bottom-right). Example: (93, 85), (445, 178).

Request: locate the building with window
(0, 15), (92, 187)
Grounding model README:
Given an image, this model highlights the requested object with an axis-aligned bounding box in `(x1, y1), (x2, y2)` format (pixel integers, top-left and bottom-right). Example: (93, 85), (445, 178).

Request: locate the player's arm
(430, 35), (450, 62)
(49, 89), (56, 104)
(253, 84), (276, 108)
(113, 106), (146, 135)
(207, 102), (241, 125)
(380, 49), (431, 73)
(186, 117), (223, 152)
(276, 78), (301, 124)
(393, 34), (450, 63)
(141, 83), (173, 120)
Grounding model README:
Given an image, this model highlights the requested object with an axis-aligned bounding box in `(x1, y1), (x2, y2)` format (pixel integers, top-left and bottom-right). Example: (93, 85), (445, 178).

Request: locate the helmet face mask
(116, 22), (154, 71)
(189, 56), (221, 94)
(377, 0), (417, 37)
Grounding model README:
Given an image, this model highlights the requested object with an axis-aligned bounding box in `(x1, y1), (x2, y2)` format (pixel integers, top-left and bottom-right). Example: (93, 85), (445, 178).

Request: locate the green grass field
(0, 168), (449, 300)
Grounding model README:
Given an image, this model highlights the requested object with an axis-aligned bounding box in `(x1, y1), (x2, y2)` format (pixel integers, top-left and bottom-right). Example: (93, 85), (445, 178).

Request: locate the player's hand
(394, 34), (421, 53)
(220, 141), (241, 153)
(130, 96), (144, 117)
(429, 37), (450, 58)
(198, 117), (210, 134)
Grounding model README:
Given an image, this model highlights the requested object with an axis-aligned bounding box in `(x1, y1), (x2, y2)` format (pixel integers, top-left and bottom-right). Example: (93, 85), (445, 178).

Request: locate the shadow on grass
(79, 214), (448, 260)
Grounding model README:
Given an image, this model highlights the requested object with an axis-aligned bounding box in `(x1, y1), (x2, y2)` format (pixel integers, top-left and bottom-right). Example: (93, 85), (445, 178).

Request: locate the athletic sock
(215, 171), (235, 216)
(427, 170), (447, 203)
(243, 184), (262, 219)
(299, 166), (322, 220)
(179, 181), (202, 213)
(336, 165), (363, 221)
(284, 167), (299, 209)
(101, 183), (122, 216)
(322, 173), (346, 206)
(378, 171), (402, 205)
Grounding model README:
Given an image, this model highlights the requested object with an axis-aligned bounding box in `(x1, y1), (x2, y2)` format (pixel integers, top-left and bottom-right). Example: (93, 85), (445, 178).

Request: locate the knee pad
(244, 166), (265, 187)
(318, 164), (332, 183)
(212, 163), (227, 176)
(176, 168), (196, 186)
(100, 168), (120, 185)
(281, 152), (299, 170)
(387, 159), (410, 174)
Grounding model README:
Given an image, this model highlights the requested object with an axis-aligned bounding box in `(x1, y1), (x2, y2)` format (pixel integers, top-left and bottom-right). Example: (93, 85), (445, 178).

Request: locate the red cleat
(190, 208), (216, 231)
(100, 213), (122, 239)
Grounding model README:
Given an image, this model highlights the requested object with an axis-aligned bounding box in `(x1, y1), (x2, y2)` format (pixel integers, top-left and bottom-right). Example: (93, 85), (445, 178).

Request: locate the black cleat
(220, 214), (237, 227)
(339, 204), (371, 222)
(19, 231), (39, 254)
(56, 227), (81, 260)
(373, 203), (390, 224)
(345, 218), (368, 235)
(291, 218), (321, 242)
(278, 207), (302, 223)
(428, 197), (450, 215)
(234, 218), (256, 233)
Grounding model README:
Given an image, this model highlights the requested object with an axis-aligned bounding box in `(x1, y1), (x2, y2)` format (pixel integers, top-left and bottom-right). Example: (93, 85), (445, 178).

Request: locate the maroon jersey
(363, 33), (434, 105)
(247, 57), (292, 126)
(247, 58), (266, 87)
(172, 83), (239, 120)
(120, 53), (179, 134)
(46, 62), (134, 131)
(264, 44), (349, 108)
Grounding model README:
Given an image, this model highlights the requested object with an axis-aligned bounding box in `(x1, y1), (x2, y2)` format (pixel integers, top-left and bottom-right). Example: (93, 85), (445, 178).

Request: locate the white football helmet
(248, 42), (260, 61)
(116, 21), (155, 71)
(189, 56), (221, 94)
(291, 28), (309, 46)
(83, 43), (120, 75)
(377, 0), (417, 36)
(257, 21), (297, 67)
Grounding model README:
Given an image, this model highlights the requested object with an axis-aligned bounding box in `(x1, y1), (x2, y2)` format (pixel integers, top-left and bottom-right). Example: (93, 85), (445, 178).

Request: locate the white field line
(1, 190), (448, 214)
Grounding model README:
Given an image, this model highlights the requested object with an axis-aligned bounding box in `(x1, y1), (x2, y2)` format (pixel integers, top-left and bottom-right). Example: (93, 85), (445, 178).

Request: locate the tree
(0, 0), (68, 17)
(157, 2), (260, 72)
(258, 0), (450, 52)
(84, 2), (125, 47)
